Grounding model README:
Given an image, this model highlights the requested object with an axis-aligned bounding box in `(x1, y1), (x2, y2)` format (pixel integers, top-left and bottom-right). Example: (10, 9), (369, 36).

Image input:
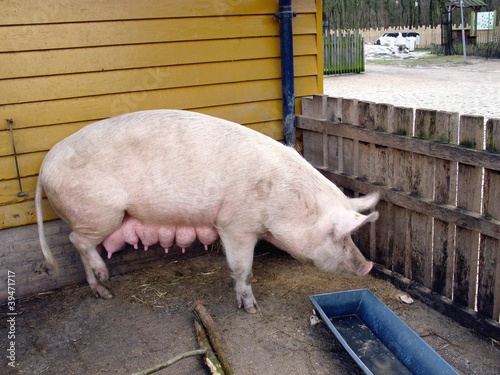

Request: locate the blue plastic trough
(309, 289), (459, 375)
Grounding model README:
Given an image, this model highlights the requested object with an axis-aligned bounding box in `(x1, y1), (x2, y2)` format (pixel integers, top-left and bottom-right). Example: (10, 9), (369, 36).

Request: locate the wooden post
(391, 106), (413, 277)
(454, 115), (484, 309)
(432, 111), (459, 298)
(410, 109), (436, 288)
(478, 118), (500, 321)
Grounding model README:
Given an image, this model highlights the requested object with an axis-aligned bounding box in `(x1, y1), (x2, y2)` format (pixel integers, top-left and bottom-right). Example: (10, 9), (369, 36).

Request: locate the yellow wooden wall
(0, 0), (323, 229)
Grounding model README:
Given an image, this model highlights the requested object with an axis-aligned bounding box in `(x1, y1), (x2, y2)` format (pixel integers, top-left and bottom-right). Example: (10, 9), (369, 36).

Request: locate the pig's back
(39, 110), (287, 225)
(43, 110), (276, 178)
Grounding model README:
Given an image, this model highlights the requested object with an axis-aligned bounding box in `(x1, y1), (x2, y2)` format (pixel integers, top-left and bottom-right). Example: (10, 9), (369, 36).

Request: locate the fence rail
(298, 95), (500, 340)
(324, 30), (364, 75)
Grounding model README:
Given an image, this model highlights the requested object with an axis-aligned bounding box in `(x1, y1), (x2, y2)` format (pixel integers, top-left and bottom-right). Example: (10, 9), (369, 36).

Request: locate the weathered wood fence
(356, 25), (500, 48)
(324, 30), (364, 75)
(297, 95), (500, 340)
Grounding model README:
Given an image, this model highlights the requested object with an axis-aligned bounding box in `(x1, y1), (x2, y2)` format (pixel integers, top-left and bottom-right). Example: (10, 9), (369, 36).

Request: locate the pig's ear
(331, 210), (379, 239)
(349, 192), (380, 212)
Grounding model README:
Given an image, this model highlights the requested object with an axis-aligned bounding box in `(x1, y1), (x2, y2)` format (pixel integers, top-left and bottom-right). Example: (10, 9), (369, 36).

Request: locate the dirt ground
(1, 243), (499, 375)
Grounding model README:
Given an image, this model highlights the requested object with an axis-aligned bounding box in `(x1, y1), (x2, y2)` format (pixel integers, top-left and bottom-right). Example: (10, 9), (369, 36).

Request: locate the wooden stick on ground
(195, 319), (225, 374)
(131, 349), (206, 375)
(192, 301), (235, 375)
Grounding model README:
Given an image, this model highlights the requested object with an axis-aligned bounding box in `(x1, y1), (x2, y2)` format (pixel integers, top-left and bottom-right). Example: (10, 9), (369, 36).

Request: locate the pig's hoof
(240, 297), (259, 314)
(91, 282), (113, 299)
(245, 305), (258, 314)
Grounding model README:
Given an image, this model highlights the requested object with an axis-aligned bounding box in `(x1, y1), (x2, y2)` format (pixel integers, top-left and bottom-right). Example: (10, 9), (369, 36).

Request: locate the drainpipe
(275, 0), (296, 147)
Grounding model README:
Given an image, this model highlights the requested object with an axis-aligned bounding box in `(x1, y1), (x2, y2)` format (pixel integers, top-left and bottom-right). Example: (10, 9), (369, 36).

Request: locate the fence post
(478, 119), (500, 321)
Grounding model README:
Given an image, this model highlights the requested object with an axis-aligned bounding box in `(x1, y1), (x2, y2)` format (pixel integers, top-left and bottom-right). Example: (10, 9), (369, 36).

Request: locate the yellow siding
(0, 0), (322, 229)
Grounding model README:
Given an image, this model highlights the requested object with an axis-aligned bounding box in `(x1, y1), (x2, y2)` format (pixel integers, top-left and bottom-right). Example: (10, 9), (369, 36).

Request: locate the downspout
(275, 0), (296, 147)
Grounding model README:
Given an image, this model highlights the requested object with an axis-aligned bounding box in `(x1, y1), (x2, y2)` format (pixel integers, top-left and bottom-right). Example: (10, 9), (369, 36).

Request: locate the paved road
(323, 58), (500, 120)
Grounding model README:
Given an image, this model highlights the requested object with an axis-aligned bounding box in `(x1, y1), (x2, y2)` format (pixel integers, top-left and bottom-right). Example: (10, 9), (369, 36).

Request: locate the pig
(36, 110), (379, 313)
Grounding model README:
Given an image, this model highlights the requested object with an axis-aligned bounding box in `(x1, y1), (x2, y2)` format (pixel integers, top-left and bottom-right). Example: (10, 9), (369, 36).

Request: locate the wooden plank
(409, 109), (436, 288)
(349, 102), (372, 259)
(432, 111), (459, 299)
(370, 103), (393, 269)
(1, 0), (318, 25)
(0, 55), (317, 105)
(309, 95), (329, 119)
(301, 96), (314, 117)
(1, 76), (318, 130)
(357, 101), (375, 129)
(1, 16), (279, 52)
(317, 170), (500, 241)
(391, 147), (411, 277)
(390, 107), (413, 276)
(356, 101), (386, 267)
(0, 130), (13, 159)
(296, 116), (500, 171)
(357, 141), (372, 181)
(200, 101), (284, 134)
(326, 134), (340, 171)
(0, 155), (19, 181)
(0, 35), (318, 80)
(341, 99), (359, 126)
(454, 115), (484, 309)
(414, 109), (437, 288)
(392, 203), (411, 277)
(0, 199), (58, 228)
(478, 118), (500, 320)
(392, 106), (414, 136)
(0, 177), (37, 205)
(0, 14), (317, 52)
(343, 138), (355, 175)
(355, 140), (374, 260)
(303, 132), (325, 168)
(245, 120), (284, 141)
(5, 122), (87, 156)
(374, 103), (393, 132)
(479, 236), (500, 320)
(325, 96), (342, 122)
(374, 104), (394, 271)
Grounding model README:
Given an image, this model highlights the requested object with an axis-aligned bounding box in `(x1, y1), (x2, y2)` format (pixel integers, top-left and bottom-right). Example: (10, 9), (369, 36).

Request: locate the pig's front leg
(219, 232), (259, 313)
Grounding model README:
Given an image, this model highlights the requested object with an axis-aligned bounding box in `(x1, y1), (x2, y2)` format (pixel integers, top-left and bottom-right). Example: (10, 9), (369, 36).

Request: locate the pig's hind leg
(219, 232), (259, 313)
(69, 231), (113, 299)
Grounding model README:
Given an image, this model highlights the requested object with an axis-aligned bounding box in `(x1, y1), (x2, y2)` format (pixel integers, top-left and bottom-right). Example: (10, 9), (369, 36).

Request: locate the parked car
(375, 32), (420, 50)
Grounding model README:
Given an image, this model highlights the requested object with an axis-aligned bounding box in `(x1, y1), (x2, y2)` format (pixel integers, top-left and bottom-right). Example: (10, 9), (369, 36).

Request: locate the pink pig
(36, 110), (379, 313)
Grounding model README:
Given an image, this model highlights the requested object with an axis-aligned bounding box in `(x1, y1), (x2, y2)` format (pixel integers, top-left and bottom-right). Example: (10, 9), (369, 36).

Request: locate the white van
(375, 32), (420, 51)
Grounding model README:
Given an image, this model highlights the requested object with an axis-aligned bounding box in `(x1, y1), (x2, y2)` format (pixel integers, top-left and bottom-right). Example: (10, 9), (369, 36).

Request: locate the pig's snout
(356, 261), (373, 277)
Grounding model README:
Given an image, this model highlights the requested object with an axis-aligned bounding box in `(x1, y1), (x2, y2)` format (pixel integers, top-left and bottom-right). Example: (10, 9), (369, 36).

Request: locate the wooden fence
(297, 95), (500, 340)
(323, 30), (364, 75)
(348, 25), (500, 48)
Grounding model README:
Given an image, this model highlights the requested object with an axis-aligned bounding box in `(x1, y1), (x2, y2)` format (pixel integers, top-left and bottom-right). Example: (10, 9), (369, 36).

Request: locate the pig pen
(1, 243), (498, 375)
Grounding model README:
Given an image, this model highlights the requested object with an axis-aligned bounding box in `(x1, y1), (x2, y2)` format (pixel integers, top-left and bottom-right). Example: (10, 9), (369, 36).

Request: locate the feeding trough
(309, 289), (459, 375)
